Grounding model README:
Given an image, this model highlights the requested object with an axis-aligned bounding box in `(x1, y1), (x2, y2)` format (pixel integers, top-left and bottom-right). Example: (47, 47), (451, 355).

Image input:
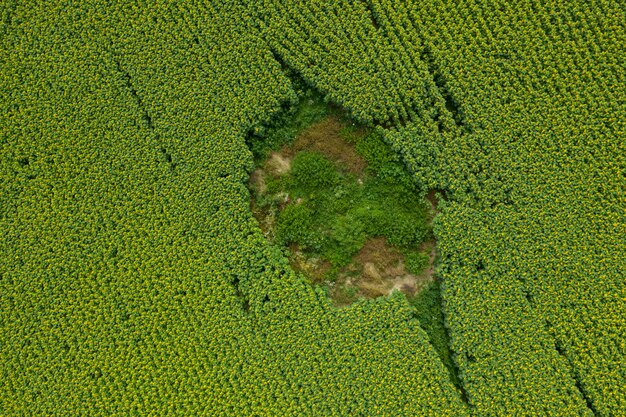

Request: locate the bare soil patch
(282, 117), (367, 176)
(329, 237), (437, 307)
(266, 152), (291, 176)
(288, 245), (333, 284)
(249, 198), (274, 237)
(249, 168), (267, 194)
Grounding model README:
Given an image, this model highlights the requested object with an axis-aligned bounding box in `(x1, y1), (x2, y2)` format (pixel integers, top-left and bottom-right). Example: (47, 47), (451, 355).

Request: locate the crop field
(1, 1), (624, 416)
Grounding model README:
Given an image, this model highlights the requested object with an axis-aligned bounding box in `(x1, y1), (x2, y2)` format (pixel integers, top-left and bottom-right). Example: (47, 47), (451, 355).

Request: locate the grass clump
(275, 203), (316, 248)
(323, 214), (367, 267)
(290, 151), (340, 192)
(405, 251), (430, 275)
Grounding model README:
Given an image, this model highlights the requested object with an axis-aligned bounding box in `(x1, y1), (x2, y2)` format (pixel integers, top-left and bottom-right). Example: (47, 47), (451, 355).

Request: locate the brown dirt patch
(249, 168), (267, 194)
(282, 117), (367, 176)
(265, 152), (291, 176)
(248, 168), (270, 235)
(354, 237), (403, 268)
(288, 245), (332, 284)
(249, 199), (275, 237)
(329, 237), (437, 307)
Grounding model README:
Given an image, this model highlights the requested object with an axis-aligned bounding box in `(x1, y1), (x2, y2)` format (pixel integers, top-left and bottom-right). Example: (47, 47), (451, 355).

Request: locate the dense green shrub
(275, 203), (316, 248)
(384, 211), (428, 248)
(290, 151), (340, 191)
(324, 214), (367, 267)
(405, 250), (430, 275)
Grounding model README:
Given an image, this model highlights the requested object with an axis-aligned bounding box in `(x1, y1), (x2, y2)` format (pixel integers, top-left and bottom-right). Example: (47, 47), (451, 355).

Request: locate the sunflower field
(1, 0), (623, 416)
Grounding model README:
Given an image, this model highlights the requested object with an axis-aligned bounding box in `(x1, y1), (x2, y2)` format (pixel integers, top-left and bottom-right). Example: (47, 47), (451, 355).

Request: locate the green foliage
(275, 203), (316, 248)
(3, 0), (624, 415)
(411, 281), (463, 392)
(290, 151), (340, 191)
(355, 178), (429, 248)
(405, 250), (430, 275)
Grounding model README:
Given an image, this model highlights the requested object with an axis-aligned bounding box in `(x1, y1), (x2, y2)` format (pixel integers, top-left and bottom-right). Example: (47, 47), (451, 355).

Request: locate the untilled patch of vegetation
(248, 98), (438, 306)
